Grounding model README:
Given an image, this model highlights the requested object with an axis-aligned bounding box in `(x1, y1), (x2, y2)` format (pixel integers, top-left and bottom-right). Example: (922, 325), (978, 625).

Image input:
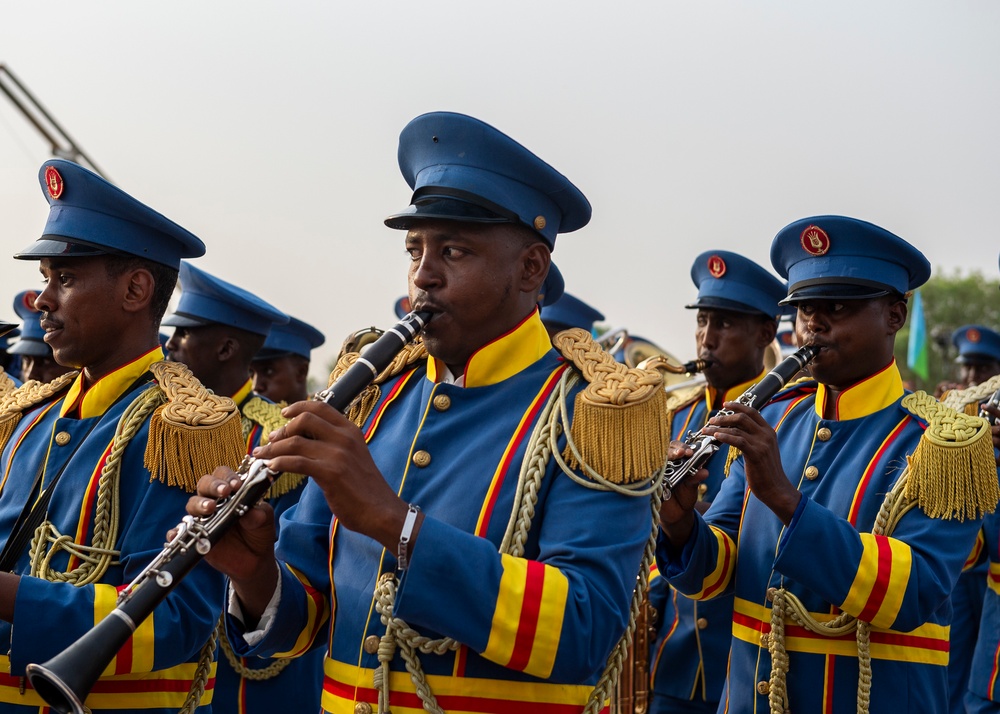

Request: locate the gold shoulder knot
(553, 328), (670, 484)
(327, 338), (428, 428)
(145, 361), (245, 493)
(901, 391), (998, 520)
(240, 396), (306, 499)
(0, 370), (77, 452)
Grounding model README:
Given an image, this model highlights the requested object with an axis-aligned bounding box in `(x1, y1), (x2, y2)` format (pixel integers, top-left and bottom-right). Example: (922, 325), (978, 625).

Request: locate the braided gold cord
(371, 365), (664, 714)
(766, 469), (916, 714)
(217, 616), (292, 680)
(553, 329), (663, 407)
(0, 370), (77, 420)
(941, 374), (1000, 412)
(0, 368), (17, 398)
(179, 624), (220, 714)
(29, 387), (164, 585)
(152, 362), (238, 428)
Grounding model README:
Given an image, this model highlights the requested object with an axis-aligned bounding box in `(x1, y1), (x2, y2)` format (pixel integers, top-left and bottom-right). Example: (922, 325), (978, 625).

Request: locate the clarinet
(662, 344), (820, 496)
(979, 388), (1000, 426)
(25, 310), (433, 714)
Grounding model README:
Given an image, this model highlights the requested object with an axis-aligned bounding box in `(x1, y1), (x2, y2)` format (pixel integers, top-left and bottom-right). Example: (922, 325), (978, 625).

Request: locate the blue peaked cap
(8, 290), (51, 357)
(14, 160), (205, 269)
(952, 325), (1000, 364)
(384, 112), (591, 248)
(771, 216), (930, 304)
(686, 250), (786, 319)
(538, 263), (564, 307)
(255, 316), (326, 361)
(162, 262), (289, 336)
(542, 292), (605, 332)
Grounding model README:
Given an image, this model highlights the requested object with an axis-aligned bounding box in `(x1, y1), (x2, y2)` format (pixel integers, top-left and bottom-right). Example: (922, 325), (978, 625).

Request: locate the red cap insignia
(967, 328), (981, 343)
(800, 225), (830, 256)
(707, 255), (727, 278)
(21, 291), (38, 311)
(44, 166), (64, 200)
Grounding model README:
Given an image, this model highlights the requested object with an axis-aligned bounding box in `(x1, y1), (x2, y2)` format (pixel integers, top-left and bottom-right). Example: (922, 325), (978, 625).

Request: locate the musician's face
(794, 296), (906, 390)
(959, 361), (1000, 387)
(694, 309), (775, 392)
(35, 257), (134, 381)
(251, 354), (309, 404)
(405, 221), (549, 373)
(165, 324), (229, 391)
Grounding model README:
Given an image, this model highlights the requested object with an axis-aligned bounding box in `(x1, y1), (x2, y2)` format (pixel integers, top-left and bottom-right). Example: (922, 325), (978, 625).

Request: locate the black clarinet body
(662, 344), (820, 493)
(25, 310), (433, 714)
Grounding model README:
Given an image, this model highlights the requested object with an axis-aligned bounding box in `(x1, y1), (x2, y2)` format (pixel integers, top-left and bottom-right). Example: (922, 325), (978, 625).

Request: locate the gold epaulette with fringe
(0, 368), (18, 401)
(553, 328), (670, 485)
(145, 361), (245, 493)
(0, 371), (77, 452)
(241, 396), (306, 499)
(901, 391), (998, 521)
(328, 339), (428, 428)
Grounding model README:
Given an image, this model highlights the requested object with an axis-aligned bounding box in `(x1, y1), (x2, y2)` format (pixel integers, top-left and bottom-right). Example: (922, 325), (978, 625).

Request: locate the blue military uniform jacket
(660, 362), (988, 714)
(0, 347), (228, 713)
(967, 512), (1000, 712)
(213, 382), (322, 714)
(229, 312), (657, 713)
(648, 370), (766, 710)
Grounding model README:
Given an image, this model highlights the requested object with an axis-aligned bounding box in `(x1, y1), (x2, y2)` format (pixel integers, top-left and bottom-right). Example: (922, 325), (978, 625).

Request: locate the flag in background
(908, 289), (929, 381)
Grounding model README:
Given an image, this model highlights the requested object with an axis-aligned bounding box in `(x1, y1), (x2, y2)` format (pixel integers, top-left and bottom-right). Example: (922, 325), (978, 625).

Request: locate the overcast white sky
(1, 1), (998, 383)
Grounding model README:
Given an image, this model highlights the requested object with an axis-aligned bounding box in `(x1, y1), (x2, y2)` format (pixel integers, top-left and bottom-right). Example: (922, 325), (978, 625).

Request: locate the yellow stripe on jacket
(481, 554), (569, 679)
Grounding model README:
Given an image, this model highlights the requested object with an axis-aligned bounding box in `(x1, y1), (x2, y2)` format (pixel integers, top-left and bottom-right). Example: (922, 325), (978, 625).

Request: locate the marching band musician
(250, 315), (326, 405)
(186, 111), (667, 713)
(658, 216), (999, 713)
(943, 325), (1000, 712)
(0, 160), (242, 712)
(162, 262), (323, 714)
(965, 262), (1000, 713)
(647, 250), (786, 714)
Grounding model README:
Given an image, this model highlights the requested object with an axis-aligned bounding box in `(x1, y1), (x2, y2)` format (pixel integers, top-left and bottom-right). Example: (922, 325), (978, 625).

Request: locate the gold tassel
(563, 387), (670, 484)
(146, 407), (245, 492)
(901, 391), (999, 521)
(0, 414), (21, 454)
(346, 385), (382, 429)
(723, 445), (741, 477)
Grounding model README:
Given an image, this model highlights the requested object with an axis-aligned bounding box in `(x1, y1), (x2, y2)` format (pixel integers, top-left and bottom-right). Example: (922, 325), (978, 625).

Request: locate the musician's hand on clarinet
(705, 401), (800, 525)
(659, 440), (709, 549)
(256, 400), (417, 553)
(982, 403), (1000, 463)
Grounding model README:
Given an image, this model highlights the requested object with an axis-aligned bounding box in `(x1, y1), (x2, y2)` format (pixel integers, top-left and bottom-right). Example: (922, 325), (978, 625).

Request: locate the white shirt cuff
(226, 565), (282, 646)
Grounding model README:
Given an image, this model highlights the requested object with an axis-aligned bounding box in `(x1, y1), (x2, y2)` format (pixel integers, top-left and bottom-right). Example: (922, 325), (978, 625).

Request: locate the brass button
(817, 427), (832, 442)
(354, 703), (373, 714)
(766, 587), (777, 602)
(804, 465), (820, 480)
(697, 483), (708, 495)
(432, 394), (451, 411)
(760, 633), (770, 647)
(534, 215), (546, 230)
(696, 617), (708, 630)
(54, 431), (71, 446)
(757, 680), (770, 696)
(363, 635), (380, 654)
(412, 450), (431, 468)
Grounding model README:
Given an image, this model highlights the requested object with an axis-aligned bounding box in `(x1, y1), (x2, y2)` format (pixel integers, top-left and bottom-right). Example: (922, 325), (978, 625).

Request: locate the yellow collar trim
(705, 368), (768, 410)
(815, 360), (903, 421)
(232, 379), (254, 405)
(426, 309), (551, 388)
(60, 347), (164, 419)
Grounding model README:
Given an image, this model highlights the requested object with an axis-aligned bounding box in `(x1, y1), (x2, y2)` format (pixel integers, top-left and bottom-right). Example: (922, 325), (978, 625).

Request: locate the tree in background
(896, 269), (1000, 391)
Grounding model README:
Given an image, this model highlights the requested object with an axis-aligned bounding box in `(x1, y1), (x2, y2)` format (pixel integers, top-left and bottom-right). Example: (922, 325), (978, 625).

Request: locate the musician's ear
(886, 296), (907, 336)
